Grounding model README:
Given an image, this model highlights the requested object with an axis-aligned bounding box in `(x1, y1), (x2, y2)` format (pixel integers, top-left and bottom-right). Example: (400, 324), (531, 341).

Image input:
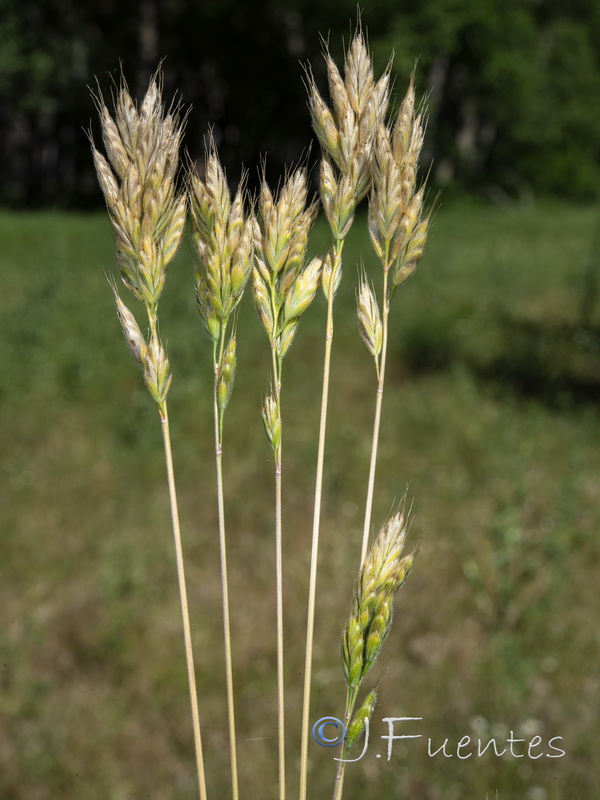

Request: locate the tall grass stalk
(161, 407), (209, 800)
(333, 513), (413, 800)
(272, 348), (286, 800)
(190, 148), (254, 800)
(91, 75), (208, 799)
(299, 31), (390, 800)
(330, 68), (429, 800)
(298, 238), (339, 800)
(212, 335), (240, 800)
(253, 169), (320, 800)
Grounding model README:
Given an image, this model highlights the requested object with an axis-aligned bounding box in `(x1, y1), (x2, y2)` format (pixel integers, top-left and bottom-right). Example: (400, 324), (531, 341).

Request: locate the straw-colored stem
(331, 688), (357, 800)
(213, 333), (240, 800)
(360, 266), (391, 566)
(271, 347), (286, 800)
(160, 404), (208, 800)
(299, 238), (344, 800)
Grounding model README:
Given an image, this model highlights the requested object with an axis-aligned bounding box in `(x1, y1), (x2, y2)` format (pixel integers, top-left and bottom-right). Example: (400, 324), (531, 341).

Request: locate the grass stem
(272, 348), (286, 800)
(160, 404), (208, 800)
(299, 239), (343, 800)
(331, 690), (355, 800)
(213, 336), (240, 800)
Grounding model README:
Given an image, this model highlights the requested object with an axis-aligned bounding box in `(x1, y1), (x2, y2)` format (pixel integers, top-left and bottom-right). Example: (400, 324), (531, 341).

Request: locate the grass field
(1, 201), (599, 800)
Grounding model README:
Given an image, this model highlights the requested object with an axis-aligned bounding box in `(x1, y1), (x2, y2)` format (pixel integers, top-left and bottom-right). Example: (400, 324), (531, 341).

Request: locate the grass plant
(299, 33), (391, 800)
(91, 75), (207, 799)
(189, 143), (254, 800)
(252, 167), (320, 800)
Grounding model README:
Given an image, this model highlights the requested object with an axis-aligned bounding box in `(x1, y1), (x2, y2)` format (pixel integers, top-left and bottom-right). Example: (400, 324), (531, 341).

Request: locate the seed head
(342, 512), (413, 686)
(369, 76), (430, 281)
(253, 168), (317, 359)
(190, 147), (253, 333)
(308, 29), (392, 239)
(93, 73), (187, 310)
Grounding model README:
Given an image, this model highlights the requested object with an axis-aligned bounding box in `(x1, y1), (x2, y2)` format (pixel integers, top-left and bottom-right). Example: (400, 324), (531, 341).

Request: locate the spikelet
(345, 689), (377, 752)
(357, 276), (382, 361)
(262, 394), (281, 452)
(111, 283), (147, 368)
(321, 250), (343, 302)
(217, 336), (237, 414)
(144, 335), (172, 406)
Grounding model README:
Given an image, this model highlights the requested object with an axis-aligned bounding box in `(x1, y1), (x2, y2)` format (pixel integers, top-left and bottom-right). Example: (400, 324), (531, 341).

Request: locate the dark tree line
(1, 0), (600, 207)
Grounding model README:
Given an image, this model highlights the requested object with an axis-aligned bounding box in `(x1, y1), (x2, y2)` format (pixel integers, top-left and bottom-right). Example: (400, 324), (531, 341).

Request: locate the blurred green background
(2, 2), (600, 799)
(2, 0), (600, 205)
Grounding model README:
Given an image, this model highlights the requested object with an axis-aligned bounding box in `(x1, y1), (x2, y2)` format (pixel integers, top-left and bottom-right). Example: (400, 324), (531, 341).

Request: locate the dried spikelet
(325, 53), (349, 126)
(321, 250), (342, 301)
(144, 335), (172, 406)
(262, 394), (281, 451)
(284, 257), (322, 321)
(308, 83), (341, 165)
(344, 33), (373, 116)
(111, 285), (147, 368)
(357, 277), (382, 360)
(195, 274), (220, 341)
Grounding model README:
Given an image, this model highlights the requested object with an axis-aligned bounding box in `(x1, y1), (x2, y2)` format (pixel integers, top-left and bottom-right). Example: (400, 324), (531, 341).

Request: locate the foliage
(1, 0), (600, 206)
